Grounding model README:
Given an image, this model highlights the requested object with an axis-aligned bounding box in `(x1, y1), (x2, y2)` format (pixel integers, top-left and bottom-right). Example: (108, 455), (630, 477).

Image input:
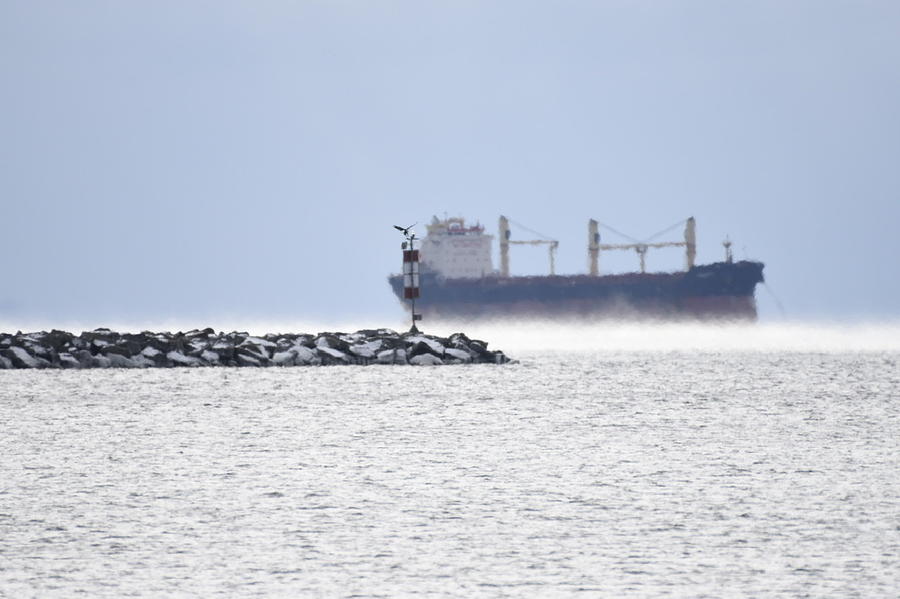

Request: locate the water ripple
(1, 351), (899, 596)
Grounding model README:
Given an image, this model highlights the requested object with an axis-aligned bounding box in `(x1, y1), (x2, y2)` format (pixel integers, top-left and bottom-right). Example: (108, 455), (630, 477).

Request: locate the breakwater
(0, 328), (510, 369)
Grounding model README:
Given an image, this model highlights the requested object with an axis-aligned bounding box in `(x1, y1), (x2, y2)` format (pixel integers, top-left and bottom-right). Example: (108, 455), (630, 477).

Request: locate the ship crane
(588, 217), (697, 275)
(498, 216), (559, 277)
(508, 239), (559, 275)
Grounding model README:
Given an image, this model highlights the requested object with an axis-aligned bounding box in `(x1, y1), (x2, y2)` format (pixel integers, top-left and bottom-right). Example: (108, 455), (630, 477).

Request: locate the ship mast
(685, 217), (696, 269)
(588, 219), (600, 275)
(499, 216), (510, 277)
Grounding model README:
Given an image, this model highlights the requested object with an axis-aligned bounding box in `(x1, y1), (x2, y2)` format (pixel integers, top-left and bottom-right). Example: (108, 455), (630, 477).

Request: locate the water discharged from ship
(388, 216), (764, 321)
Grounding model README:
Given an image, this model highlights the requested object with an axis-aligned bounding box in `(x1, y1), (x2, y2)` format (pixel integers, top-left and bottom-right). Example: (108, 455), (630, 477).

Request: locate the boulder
(25, 340), (55, 360)
(186, 339), (212, 358)
(119, 333), (150, 355)
(185, 327), (215, 339)
(42, 330), (74, 353)
(171, 333), (186, 354)
(228, 332), (249, 346)
(211, 339), (236, 360)
(405, 335), (445, 355)
(315, 334), (351, 353)
(443, 347), (472, 363)
(236, 352), (262, 367)
(316, 345), (348, 364)
(447, 332), (473, 348)
(66, 336), (89, 351)
(131, 354), (156, 368)
(107, 353), (137, 368)
(58, 353), (82, 369)
(141, 335), (173, 354)
(272, 350), (297, 366)
(28, 345), (60, 366)
(410, 353), (443, 366)
(466, 340), (491, 361)
(491, 351), (511, 364)
(407, 340), (443, 360)
(74, 350), (94, 367)
(102, 345), (134, 358)
(200, 350), (220, 365)
(292, 334), (316, 349)
(349, 340), (381, 359)
(236, 346), (270, 366)
(1, 347), (50, 369)
(296, 346), (319, 365)
(375, 335), (405, 350)
(376, 348), (407, 365)
(82, 328), (119, 348)
(274, 337), (295, 352)
(240, 336), (276, 350)
(91, 355), (112, 368)
(139, 346), (169, 366)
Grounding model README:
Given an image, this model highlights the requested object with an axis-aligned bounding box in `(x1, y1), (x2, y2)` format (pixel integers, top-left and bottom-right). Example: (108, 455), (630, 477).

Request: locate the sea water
(1, 323), (899, 597)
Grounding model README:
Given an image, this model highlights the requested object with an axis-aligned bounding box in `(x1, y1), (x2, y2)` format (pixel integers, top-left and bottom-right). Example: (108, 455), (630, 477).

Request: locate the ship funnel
(588, 219), (599, 276)
(684, 217), (696, 269)
(499, 215), (510, 277)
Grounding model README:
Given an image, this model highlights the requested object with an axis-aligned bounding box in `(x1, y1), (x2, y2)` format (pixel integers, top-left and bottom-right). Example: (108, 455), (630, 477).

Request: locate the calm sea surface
(2, 335), (899, 597)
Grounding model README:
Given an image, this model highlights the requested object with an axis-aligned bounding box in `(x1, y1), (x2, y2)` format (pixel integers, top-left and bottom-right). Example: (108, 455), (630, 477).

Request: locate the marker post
(402, 236), (422, 333)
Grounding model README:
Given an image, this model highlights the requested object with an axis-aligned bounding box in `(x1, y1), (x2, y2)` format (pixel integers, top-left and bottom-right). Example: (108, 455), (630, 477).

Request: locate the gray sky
(2, 1), (899, 326)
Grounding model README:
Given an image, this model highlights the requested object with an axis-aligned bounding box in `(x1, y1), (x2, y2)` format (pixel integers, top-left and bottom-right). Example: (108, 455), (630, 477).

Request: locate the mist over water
(3, 318), (899, 355)
(444, 320), (900, 354)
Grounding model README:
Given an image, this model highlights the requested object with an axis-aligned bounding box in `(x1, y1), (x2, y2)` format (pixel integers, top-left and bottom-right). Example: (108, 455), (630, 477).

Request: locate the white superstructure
(420, 216), (494, 279)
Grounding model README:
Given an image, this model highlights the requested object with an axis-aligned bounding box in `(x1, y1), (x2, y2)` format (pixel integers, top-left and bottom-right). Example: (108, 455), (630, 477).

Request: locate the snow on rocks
(166, 351), (202, 367)
(0, 328), (511, 369)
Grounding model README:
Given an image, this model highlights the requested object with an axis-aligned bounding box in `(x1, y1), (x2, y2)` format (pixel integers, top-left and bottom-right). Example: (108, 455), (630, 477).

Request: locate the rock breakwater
(0, 328), (511, 369)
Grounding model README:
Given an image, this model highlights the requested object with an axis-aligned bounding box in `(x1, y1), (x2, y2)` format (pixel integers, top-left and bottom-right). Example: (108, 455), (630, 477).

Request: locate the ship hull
(389, 261), (765, 321)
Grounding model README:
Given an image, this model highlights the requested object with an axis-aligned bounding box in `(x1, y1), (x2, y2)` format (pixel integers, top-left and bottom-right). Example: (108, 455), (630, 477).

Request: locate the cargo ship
(388, 216), (764, 321)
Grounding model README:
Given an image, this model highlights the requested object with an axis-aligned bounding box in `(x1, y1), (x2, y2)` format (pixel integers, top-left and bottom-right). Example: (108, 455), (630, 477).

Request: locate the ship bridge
(420, 216), (494, 279)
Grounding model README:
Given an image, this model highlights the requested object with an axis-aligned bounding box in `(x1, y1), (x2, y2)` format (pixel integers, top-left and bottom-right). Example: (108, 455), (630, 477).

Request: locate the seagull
(393, 223), (417, 238)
